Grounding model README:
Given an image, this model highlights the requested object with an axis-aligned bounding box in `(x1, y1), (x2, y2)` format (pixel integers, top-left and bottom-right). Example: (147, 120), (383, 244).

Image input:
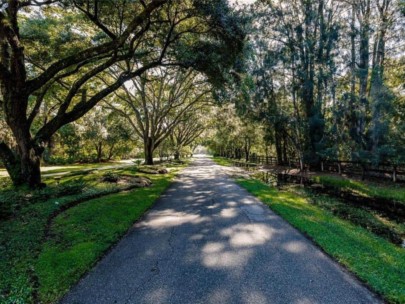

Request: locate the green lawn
(237, 178), (405, 304)
(0, 163), (185, 304)
(212, 156), (234, 166)
(313, 175), (405, 204)
(0, 161), (130, 178)
(212, 156), (405, 204)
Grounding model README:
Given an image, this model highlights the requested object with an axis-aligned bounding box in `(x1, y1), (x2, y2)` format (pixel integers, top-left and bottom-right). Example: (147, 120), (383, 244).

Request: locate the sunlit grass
(212, 156), (234, 166)
(313, 175), (405, 204)
(0, 164), (184, 304)
(237, 178), (405, 304)
(0, 161), (126, 178)
(36, 173), (175, 303)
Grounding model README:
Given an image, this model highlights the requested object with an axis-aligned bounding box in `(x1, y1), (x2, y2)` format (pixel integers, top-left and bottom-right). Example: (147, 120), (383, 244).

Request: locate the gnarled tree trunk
(0, 139), (43, 188)
(1, 92), (44, 187)
(144, 137), (155, 165)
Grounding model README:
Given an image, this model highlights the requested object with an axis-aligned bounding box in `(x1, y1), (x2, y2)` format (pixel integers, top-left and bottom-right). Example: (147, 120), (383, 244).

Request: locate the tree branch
(26, 0), (167, 94)
(34, 59), (163, 143)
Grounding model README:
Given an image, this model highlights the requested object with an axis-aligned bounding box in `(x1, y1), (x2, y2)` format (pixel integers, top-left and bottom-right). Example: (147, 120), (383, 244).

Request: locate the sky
(228, 0), (257, 5)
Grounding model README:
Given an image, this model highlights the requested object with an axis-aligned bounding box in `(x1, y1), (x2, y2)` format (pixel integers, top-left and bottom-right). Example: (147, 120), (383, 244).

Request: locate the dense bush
(101, 172), (120, 183)
(0, 181), (86, 220)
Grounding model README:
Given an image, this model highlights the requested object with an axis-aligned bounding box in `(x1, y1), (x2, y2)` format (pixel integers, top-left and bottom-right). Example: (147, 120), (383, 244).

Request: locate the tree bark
(282, 134), (288, 164)
(356, 0), (371, 149)
(1, 92), (44, 187)
(107, 143), (115, 161)
(20, 147), (42, 188)
(0, 141), (43, 188)
(275, 126), (283, 165)
(95, 142), (103, 162)
(144, 137), (155, 165)
(0, 142), (22, 185)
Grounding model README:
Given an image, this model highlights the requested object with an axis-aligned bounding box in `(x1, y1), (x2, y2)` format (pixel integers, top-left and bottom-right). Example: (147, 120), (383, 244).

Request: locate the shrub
(101, 172), (119, 183)
(133, 159), (143, 167)
(53, 181), (86, 197)
(0, 181), (86, 220)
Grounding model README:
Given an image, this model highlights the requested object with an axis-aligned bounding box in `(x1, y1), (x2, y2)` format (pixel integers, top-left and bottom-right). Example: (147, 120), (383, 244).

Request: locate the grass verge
(237, 178), (405, 304)
(313, 175), (405, 204)
(302, 188), (405, 245)
(1, 164), (185, 304)
(212, 156), (233, 167)
(0, 161), (125, 178)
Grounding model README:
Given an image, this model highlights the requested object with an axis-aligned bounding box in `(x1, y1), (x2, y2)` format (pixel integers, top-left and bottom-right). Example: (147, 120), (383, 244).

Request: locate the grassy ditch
(213, 157), (405, 245)
(312, 175), (405, 204)
(237, 178), (405, 303)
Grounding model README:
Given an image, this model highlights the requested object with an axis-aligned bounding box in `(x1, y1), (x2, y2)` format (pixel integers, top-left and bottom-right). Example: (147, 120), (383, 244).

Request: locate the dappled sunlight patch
(236, 177), (405, 303)
(202, 247), (253, 269)
(208, 288), (231, 303)
(282, 241), (307, 254)
(145, 212), (205, 229)
(220, 208), (238, 218)
(226, 201), (238, 207)
(294, 298), (315, 304)
(189, 234), (205, 241)
(242, 290), (268, 303)
(202, 242), (225, 254)
(220, 223), (273, 248)
(199, 219), (277, 270)
(143, 288), (170, 304)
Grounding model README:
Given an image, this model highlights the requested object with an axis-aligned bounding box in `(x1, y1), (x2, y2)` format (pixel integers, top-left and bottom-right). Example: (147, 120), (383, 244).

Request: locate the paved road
(61, 156), (380, 304)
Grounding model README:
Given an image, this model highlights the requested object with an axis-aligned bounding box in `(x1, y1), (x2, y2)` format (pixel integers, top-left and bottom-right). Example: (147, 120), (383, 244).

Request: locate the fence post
(224, 154), (403, 182)
(361, 163), (366, 180)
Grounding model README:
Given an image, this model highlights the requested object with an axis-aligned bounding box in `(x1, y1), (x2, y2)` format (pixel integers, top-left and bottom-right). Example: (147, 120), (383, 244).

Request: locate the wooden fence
(226, 155), (405, 183)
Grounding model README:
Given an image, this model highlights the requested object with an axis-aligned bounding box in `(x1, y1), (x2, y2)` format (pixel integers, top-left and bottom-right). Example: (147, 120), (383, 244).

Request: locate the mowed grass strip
(236, 178), (405, 304)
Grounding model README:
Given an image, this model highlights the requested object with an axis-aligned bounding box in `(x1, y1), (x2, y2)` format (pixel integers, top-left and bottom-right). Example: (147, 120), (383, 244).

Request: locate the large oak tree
(105, 67), (210, 165)
(0, 0), (245, 187)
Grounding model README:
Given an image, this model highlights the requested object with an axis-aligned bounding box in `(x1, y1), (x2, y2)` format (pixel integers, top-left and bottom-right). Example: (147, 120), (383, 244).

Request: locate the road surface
(61, 156), (379, 304)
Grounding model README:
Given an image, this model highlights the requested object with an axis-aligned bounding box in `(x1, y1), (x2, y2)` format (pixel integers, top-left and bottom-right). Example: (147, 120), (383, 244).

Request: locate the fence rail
(221, 154), (405, 183)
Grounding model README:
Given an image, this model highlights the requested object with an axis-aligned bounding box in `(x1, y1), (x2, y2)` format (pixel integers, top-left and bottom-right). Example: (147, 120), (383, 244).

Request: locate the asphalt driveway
(61, 156), (380, 304)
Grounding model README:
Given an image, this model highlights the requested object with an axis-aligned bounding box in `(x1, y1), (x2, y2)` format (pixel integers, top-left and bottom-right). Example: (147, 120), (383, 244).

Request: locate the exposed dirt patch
(137, 166), (168, 175)
(116, 175), (152, 187)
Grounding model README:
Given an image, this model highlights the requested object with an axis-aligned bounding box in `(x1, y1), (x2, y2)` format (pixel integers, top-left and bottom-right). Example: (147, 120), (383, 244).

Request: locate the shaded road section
(61, 156), (380, 304)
